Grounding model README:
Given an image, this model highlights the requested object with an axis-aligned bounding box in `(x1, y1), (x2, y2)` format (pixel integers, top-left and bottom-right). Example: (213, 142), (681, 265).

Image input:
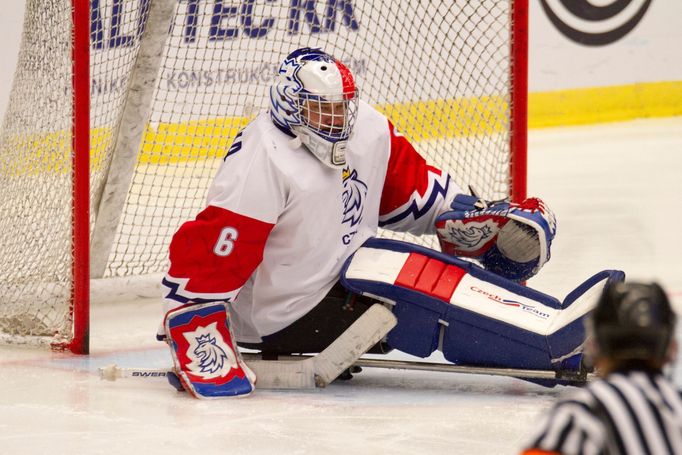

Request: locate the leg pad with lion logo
(164, 302), (255, 398)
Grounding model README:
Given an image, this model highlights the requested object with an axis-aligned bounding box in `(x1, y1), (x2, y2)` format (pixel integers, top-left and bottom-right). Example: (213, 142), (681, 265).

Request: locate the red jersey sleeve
(162, 205), (275, 304)
(379, 121), (458, 235)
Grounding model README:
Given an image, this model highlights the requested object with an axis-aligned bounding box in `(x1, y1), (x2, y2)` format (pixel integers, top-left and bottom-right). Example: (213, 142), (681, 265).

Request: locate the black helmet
(590, 281), (676, 362)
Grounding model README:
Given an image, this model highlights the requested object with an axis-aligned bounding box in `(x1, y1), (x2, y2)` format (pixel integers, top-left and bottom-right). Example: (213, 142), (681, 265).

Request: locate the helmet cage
(297, 90), (359, 143)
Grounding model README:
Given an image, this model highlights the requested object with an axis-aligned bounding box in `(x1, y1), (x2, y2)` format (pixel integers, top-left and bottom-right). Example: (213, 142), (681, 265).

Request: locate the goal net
(0, 0), (527, 352)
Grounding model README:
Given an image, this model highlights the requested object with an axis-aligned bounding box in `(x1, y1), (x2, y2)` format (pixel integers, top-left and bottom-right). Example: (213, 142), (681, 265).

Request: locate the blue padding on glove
(480, 243), (538, 283)
(436, 195), (557, 282)
(449, 193), (485, 211)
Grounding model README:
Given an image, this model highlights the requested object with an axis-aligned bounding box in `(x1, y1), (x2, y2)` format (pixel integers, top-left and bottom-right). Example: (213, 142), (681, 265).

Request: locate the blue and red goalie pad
(165, 302), (255, 398)
(340, 238), (624, 372)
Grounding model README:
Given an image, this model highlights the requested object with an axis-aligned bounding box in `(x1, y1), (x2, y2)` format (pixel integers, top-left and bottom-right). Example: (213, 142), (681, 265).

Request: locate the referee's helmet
(590, 281), (676, 362)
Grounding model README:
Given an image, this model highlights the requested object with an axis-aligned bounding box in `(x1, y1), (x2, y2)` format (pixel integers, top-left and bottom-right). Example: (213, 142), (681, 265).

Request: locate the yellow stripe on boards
(529, 81), (682, 128)
(134, 80), (679, 162)
(139, 116), (251, 164)
(375, 96), (509, 141)
(4, 80), (680, 173)
(132, 95), (510, 164)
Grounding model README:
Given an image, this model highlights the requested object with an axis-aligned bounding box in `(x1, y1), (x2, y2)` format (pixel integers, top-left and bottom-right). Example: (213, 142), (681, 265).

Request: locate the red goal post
(72, 0), (91, 354)
(0, 0), (527, 353)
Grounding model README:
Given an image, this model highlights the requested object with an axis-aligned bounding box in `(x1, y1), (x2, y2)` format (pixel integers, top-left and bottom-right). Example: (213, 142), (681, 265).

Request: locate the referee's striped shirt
(522, 370), (682, 455)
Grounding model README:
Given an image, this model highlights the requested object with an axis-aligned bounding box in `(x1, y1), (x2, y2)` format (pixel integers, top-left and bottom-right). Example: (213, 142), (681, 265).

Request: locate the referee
(521, 281), (682, 455)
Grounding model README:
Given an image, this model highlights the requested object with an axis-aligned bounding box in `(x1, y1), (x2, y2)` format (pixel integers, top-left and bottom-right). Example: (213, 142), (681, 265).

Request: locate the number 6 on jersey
(213, 227), (238, 257)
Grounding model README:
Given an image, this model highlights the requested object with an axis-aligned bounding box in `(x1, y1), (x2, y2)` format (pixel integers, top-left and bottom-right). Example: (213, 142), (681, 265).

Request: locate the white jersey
(162, 101), (462, 342)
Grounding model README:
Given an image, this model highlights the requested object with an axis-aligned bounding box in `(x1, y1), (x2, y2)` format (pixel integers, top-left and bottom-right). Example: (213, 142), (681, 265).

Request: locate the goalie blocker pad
(340, 238), (624, 372)
(164, 302), (256, 398)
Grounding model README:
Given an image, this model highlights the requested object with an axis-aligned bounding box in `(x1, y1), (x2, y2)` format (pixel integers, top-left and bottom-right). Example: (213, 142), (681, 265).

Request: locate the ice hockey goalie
(158, 47), (623, 398)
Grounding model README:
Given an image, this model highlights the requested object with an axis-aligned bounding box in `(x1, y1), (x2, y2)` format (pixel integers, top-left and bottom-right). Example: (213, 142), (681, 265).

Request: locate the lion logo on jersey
(341, 167), (367, 227)
(183, 322), (238, 380)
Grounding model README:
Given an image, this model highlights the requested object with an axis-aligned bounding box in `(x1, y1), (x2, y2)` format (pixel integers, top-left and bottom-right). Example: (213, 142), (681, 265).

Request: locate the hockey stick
(100, 355), (594, 386)
(100, 304), (397, 390)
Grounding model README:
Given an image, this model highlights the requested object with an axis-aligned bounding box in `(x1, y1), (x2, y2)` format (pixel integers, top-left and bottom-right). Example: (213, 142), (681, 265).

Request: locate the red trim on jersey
(168, 206), (274, 295)
(335, 60), (356, 100)
(380, 121), (440, 215)
(395, 253), (467, 301)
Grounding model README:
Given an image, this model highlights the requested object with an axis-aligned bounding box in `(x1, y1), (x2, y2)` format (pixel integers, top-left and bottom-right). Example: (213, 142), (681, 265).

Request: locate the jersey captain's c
(162, 100), (462, 342)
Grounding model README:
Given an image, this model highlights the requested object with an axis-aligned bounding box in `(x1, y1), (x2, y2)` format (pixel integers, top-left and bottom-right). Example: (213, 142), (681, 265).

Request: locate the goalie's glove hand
(435, 194), (557, 281)
(435, 194), (509, 258)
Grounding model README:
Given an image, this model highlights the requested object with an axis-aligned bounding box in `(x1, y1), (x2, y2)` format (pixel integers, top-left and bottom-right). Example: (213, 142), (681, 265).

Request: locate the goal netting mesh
(0, 0), (523, 348)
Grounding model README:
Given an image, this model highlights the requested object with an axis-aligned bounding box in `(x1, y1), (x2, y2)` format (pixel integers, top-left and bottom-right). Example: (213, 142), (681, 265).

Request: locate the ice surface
(1, 118), (681, 454)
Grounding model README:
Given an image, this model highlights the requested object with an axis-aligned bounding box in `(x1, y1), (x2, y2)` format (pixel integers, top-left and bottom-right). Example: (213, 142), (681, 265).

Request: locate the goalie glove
(435, 194), (557, 281)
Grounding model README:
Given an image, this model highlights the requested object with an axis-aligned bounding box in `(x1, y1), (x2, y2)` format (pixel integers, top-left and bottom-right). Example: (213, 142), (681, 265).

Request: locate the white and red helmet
(269, 48), (358, 168)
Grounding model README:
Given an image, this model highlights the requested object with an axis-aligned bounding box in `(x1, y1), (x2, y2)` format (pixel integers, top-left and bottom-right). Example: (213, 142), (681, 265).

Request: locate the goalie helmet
(269, 47), (359, 168)
(590, 281), (676, 363)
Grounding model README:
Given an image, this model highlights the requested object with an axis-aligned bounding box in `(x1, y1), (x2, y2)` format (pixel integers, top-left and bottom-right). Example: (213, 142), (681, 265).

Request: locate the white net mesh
(0, 0), (522, 347)
(0, 0), (75, 345)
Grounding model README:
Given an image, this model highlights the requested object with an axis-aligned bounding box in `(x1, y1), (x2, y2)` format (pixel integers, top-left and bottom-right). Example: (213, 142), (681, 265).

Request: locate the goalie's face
(300, 95), (357, 140)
